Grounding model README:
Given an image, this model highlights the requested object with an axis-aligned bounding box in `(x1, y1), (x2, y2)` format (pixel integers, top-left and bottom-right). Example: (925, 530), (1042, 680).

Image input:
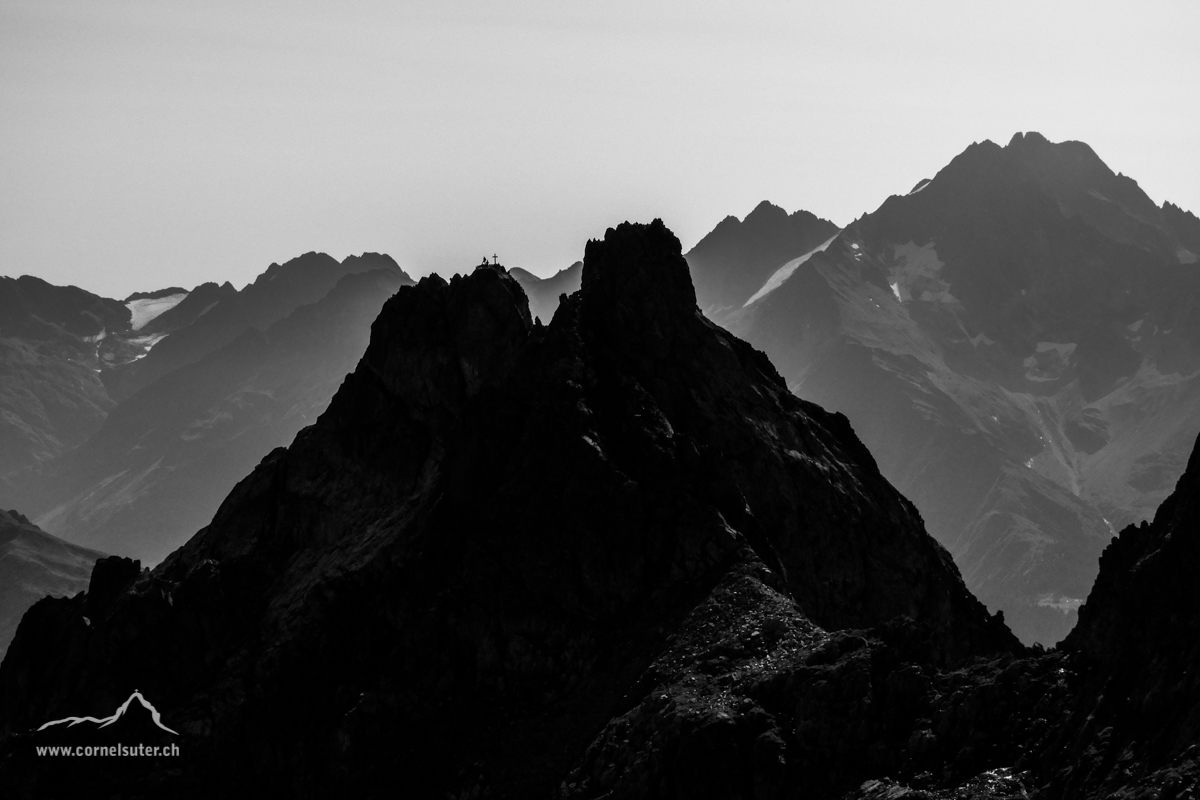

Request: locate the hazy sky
(2, 1), (1197, 298)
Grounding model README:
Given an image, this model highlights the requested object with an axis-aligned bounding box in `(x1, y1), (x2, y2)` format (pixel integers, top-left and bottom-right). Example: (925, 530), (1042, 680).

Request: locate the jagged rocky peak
(356, 264), (532, 415)
(0, 218), (1016, 796)
(580, 219), (697, 349)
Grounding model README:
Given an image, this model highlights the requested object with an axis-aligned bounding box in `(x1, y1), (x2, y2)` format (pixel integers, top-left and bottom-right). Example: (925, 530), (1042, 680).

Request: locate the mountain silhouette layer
(0, 255), (413, 563)
(0, 220), (1014, 797)
(704, 133), (1200, 645)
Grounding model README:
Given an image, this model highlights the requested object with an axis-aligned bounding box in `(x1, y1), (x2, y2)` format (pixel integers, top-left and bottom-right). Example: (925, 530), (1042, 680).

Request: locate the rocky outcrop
(0, 220), (1011, 798)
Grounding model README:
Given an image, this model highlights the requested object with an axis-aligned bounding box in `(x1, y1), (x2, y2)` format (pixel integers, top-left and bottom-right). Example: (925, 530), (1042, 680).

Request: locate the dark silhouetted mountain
(1057, 434), (1200, 781)
(3, 266), (410, 564)
(684, 201), (840, 317)
(509, 260), (582, 323)
(711, 133), (1200, 645)
(0, 220), (1015, 798)
(101, 252), (413, 402)
(0, 509), (103, 660)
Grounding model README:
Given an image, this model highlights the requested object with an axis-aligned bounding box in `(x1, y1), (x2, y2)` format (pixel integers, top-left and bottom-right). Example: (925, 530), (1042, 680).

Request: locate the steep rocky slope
(5, 266), (410, 563)
(0, 220), (1013, 798)
(712, 133), (1200, 645)
(0, 509), (103, 660)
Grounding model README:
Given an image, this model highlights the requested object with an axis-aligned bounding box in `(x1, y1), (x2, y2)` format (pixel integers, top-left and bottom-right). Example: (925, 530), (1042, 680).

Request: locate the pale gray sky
(2, 1), (1197, 298)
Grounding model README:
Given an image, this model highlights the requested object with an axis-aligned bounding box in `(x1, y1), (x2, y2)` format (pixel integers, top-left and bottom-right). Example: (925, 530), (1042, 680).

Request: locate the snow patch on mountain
(908, 179), (932, 196)
(126, 293), (188, 331)
(743, 234), (839, 307)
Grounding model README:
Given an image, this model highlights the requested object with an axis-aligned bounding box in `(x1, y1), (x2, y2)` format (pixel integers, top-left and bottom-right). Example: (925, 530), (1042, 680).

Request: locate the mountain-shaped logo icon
(37, 690), (179, 735)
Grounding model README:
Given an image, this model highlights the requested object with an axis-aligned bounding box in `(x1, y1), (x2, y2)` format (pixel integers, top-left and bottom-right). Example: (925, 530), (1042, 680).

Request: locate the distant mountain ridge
(509, 261), (582, 324)
(2, 259), (412, 563)
(101, 251), (409, 402)
(685, 201), (840, 317)
(124, 287), (187, 303)
(1, 252), (414, 564)
(704, 132), (1200, 645)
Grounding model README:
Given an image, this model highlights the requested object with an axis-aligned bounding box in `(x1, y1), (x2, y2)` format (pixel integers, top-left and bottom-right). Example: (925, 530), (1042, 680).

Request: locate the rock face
(0, 220), (1012, 798)
(708, 133), (1200, 645)
(0, 509), (104, 660)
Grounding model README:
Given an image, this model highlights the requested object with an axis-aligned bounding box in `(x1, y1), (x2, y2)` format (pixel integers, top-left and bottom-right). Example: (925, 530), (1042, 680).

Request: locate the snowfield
(126, 293), (187, 331)
(743, 233), (840, 307)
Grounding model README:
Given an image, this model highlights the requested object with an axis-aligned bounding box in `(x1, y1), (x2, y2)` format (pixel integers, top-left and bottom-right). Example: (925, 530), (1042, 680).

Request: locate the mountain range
(2, 219), (1199, 798)
(0, 253), (412, 563)
(692, 132), (1200, 645)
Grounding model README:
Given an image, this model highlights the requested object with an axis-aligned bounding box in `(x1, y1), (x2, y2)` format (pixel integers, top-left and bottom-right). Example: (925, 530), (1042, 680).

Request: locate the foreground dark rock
(0, 220), (1012, 797)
